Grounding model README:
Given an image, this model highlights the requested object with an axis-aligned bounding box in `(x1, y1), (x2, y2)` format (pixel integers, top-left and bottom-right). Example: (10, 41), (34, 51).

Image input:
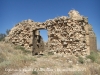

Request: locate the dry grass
(0, 41), (36, 75)
(0, 41), (100, 75)
(30, 53), (100, 75)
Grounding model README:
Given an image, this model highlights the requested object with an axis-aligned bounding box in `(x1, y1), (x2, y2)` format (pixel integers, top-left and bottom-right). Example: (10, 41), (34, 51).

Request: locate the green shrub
(48, 52), (54, 55)
(78, 57), (84, 64)
(0, 60), (11, 67)
(86, 51), (99, 62)
(14, 45), (25, 50)
(32, 71), (38, 75)
(73, 71), (83, 75)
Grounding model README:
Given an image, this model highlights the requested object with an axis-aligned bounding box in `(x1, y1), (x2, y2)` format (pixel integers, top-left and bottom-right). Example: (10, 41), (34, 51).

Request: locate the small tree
(0, 29), (11, 41)
(0, 33), (6, 41)
(6, 29), (10, 35)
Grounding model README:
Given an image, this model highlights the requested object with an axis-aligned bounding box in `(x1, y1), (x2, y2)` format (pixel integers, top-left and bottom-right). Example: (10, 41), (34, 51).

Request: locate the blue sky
(0, 0), (100, 49)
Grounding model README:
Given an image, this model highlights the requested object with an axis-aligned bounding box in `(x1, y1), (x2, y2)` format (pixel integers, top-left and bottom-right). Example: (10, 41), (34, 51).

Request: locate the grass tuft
(78, 56), (84, 64)
(32, 71), (38, 75)
(14, 45), (31, 54)
(48, 52), (54, 55)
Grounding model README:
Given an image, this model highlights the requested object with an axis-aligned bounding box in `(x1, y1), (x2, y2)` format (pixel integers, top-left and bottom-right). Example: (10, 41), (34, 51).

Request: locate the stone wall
(5, 10), (97, 56)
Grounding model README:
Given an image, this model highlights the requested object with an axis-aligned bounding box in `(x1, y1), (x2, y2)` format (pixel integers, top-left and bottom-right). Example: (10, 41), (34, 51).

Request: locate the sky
(0, 0), (100, 49)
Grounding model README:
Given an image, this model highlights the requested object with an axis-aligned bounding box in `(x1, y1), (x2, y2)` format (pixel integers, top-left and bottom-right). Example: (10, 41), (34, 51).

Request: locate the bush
(32, 71), (38, 75)
(48, 52), (54, 55)
(73, 71), (83, 75)
(78, 57), (84, 64)
(14, 45), (25, 50)
(86, 51), (99, 62)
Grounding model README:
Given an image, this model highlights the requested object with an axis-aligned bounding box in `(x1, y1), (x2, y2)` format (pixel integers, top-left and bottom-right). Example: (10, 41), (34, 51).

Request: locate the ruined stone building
(5, 10), (97, 56)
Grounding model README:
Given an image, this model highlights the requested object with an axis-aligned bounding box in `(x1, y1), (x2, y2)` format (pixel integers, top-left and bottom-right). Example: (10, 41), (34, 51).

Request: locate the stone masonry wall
(5, 10), (97, 56)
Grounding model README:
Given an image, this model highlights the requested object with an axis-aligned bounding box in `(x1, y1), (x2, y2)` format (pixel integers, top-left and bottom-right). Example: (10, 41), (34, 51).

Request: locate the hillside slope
(0, 41), (100, 75)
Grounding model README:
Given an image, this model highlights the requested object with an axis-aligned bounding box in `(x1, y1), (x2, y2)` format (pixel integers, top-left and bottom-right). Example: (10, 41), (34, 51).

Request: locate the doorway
(32, 29), (48, 55)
